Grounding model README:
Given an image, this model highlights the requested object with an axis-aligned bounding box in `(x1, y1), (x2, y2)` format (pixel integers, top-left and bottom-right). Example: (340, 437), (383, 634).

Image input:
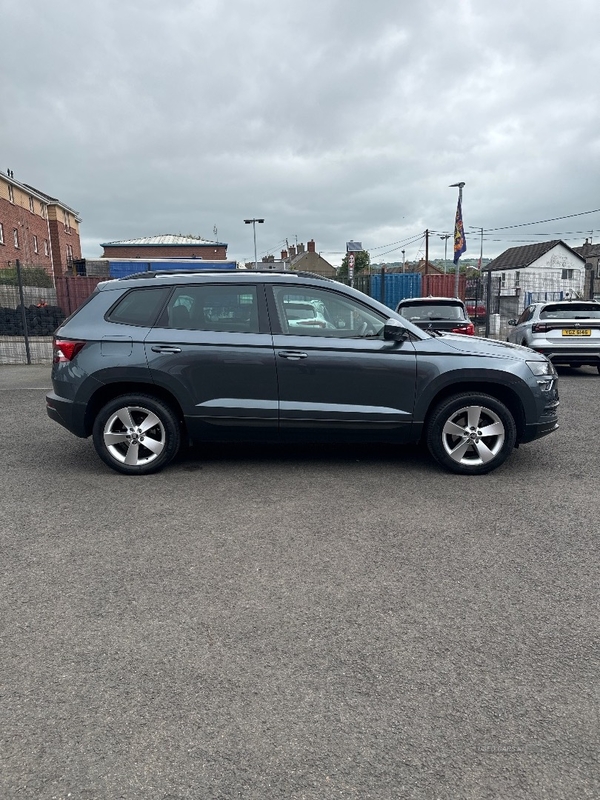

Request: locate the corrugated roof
(101, 234), (225, 247)
(483, 240), (584, 271)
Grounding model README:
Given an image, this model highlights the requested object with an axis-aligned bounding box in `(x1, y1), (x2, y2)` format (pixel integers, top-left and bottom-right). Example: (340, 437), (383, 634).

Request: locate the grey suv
(46, 270), (559, 476)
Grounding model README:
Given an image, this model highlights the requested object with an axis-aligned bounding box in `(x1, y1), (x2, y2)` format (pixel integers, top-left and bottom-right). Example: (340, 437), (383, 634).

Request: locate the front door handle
(278, 350), (308, 360)
(151, 345), (182, 354)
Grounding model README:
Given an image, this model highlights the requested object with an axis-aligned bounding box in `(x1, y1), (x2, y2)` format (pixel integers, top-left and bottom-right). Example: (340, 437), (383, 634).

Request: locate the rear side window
(107, 287), (171, 326)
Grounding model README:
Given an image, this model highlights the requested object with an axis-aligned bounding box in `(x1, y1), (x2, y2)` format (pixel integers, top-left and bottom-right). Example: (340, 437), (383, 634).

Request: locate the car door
(144, 282), (278, 441)
(267, 283), (418, 442)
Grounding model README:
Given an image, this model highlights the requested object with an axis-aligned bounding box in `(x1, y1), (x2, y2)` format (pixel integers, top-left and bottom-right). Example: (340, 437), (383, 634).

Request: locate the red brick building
(0, 169), (82, 278)
(100, 234), (228, 260)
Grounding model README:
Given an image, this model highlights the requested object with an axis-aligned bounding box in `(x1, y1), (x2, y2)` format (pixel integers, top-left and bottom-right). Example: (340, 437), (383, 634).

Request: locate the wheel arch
(421, 381), (527, 443)
(83, 381), (186, 438)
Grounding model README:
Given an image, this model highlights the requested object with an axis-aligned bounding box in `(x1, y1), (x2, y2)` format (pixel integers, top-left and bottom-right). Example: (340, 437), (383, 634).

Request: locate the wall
(0, 177), (54, 274)
(102, 245), (228, 260)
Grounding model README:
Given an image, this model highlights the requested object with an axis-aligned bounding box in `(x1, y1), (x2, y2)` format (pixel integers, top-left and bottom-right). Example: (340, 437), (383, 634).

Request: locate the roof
(483, 240), (585, 272)
(572, 242), (600, 259)
(0, 173), (80, 218)
(101, 234), (226, 247)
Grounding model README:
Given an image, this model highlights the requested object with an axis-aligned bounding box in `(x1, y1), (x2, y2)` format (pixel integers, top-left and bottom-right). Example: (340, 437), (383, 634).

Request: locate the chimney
(297, 242), (305, 254)
(281, 249), (288, 259)
(289, 245), (297, 258)
(307, 239), (316, 253)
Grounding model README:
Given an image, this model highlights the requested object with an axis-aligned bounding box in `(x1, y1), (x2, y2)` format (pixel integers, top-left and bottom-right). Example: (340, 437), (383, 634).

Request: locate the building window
(44, 239), (49, 256)
(40, 203), (46, 218)
(561, 269), (574, 280)
(29, 195), (34, 213)
(13, 228), (19, 248)
(514, 271), (520, 286)
(33, 234), (38, 254)
(8, 184), (14, 203)
(0, 222), (4, 244)
(66, 243), (73, 263)
(64, 211), (71, 232)
(501, 272), (506, 285)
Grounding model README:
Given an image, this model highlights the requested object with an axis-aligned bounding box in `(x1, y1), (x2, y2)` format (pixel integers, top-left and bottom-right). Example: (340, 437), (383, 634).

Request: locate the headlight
(527, 359), (554, 376)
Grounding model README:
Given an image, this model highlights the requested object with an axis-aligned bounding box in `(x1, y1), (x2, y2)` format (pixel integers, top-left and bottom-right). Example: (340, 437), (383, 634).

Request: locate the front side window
(107, 287), (171, 326)
(162, 285), (259, 332)
(272, 285), (386, 337)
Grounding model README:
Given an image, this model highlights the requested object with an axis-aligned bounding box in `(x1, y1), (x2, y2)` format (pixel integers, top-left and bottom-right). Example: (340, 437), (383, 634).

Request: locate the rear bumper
(46, 391), (88, 438)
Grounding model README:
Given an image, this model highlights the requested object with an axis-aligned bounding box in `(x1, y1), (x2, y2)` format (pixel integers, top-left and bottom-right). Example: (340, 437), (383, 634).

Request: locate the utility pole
(425, 229), (429, 275)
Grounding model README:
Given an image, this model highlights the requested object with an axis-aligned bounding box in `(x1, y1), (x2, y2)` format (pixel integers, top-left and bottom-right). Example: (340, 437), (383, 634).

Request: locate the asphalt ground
(1, 364), (599, 799)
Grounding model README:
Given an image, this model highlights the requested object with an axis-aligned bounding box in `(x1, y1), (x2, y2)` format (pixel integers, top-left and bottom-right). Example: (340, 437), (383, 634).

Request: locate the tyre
(92, 394), (181, 475)
(426, 393), (517, 475)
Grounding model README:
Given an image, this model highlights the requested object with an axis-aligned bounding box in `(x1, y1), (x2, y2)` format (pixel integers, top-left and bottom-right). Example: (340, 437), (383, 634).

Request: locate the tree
(337, 250), (370, 278)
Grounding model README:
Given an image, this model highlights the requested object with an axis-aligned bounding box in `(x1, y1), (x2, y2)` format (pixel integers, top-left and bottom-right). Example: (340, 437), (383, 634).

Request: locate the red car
(466, 301), (487, 322)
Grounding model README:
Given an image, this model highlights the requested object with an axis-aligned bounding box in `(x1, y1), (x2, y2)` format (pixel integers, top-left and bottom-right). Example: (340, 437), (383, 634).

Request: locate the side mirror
(383, 318), (408, 341)
(507, 319), (518, 326)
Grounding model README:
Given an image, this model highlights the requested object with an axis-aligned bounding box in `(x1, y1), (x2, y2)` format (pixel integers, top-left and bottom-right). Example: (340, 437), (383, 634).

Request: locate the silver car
(507, 300), (600, 373)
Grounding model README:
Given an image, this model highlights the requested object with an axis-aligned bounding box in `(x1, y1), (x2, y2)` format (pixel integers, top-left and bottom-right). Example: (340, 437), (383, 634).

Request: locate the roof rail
(120, 269), (333, 281)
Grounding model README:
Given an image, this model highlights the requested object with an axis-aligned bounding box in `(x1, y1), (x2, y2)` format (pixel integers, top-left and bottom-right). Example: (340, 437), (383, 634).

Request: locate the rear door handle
(278, 350), (308, 360)
(151, 345), (182, 354)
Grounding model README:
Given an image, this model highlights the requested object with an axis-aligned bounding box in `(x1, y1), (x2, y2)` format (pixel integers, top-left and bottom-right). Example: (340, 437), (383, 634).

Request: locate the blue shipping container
(107, 260), (237, 279)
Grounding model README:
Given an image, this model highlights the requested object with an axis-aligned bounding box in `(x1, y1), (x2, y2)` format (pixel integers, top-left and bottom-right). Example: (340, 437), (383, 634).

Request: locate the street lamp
(402, 249), (406, 273)
(439, 234), (451, 274)
(244, 218), (264, 270)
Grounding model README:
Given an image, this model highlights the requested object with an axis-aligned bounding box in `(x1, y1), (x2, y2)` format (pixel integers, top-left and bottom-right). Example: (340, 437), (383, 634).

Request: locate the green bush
(0, 267), (53, 288)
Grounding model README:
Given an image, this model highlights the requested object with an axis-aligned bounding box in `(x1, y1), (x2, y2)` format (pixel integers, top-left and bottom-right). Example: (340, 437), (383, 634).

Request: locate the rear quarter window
(106, 287), (171, 326)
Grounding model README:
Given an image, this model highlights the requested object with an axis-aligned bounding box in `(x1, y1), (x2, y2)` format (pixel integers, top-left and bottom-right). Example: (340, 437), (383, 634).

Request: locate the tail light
(53, 339), (86, 363)
(451, 323), (475, 335)
(532, 323), (549, 333)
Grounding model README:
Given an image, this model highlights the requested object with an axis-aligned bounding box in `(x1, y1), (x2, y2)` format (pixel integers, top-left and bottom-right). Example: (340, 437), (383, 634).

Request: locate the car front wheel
(92, 394), (181, 475)
(426, 393), (517, 475)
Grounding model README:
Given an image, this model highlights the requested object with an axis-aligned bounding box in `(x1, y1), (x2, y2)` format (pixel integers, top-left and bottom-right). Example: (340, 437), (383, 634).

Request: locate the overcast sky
(2, 0), (600, 267)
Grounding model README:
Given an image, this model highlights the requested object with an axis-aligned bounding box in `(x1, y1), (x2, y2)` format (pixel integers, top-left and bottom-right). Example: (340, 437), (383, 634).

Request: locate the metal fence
(0, 261), (104, 365)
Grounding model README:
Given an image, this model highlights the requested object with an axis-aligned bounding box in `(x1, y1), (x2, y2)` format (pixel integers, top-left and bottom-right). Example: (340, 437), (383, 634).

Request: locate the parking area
(1, 364), (599, 799)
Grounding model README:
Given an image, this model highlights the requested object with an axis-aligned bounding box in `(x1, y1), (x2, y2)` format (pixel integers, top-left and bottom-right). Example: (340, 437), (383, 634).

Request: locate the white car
(507, 300), (600, 373)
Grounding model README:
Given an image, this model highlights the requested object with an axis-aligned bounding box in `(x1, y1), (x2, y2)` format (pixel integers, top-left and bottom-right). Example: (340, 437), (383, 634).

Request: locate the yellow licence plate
(562, 329), (591, 336)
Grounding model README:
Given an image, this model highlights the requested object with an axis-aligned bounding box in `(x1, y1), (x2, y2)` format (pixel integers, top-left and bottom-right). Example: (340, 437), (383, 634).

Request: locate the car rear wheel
(426, 393), (517, 475)
(92, 394), (181, 475)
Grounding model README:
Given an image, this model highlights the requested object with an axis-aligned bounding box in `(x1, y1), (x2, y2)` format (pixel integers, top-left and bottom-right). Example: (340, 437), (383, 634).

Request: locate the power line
(485, 208), (600, 232)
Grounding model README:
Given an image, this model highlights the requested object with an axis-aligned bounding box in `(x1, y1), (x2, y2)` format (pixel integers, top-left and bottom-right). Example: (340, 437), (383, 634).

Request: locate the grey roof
(483, 240), (585, 271)
(19, 182), (80, 217)
(101, 234), (226, 247)
(572, 242), (600, 259)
